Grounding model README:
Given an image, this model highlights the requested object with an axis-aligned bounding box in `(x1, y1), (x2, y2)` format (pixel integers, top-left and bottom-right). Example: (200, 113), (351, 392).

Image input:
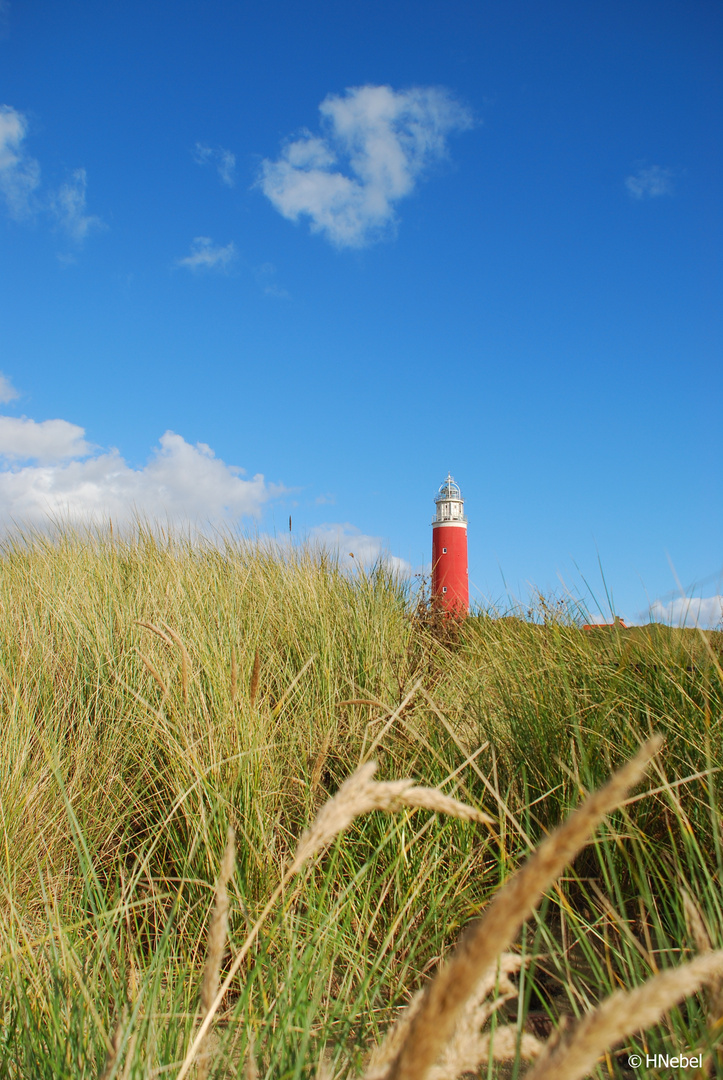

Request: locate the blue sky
(1, 0), (721, 625)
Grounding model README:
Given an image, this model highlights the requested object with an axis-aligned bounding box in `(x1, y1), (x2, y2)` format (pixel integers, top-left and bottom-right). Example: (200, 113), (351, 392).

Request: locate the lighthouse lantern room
(431, 473), (469, 615)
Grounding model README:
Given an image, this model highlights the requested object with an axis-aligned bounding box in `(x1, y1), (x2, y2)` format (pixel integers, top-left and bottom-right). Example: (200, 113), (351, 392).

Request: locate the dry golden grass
(3, 532), (721, 1079)
(526, 951), (723, 1080)
(289, 760), (493, 874)
(98, 1006), (127, 1080)
(177, 762), (490, 1080)
(196, 826), (236, 1080)
(364, 955), (544, 1080)
(372, 737), (662, 1080)
(177, 732), (723, 1080)
(249, 647), (261, 708)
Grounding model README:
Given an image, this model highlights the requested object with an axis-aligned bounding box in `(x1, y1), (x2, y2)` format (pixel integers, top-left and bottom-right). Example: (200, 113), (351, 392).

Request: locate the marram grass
(0, 527), (721, 1078)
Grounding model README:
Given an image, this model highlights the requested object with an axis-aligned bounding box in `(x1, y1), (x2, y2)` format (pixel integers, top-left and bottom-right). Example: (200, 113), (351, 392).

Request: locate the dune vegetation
(1, 528), (721, 1079)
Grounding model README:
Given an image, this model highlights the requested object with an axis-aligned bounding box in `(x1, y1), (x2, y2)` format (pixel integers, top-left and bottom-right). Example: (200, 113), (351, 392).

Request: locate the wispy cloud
(0, 374), (19, 404)
(50, 168), (105, 242)
(258, 84), (473, 248)
(177, 236), (237, 272)
(0, 104), (40, 218)
(0, 104), (105, 245)
(263, 282), (291, 298)
(194, 142), (236, 186)
(310, 521), (410, 573)
(648, 595), (723, 629)
(254, 261), (290, 298)
(625, 165), (675, 200)
(0, 413), (283, 530)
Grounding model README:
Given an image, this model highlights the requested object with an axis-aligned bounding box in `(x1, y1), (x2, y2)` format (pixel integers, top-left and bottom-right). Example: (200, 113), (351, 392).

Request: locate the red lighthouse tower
(431, 474), (469, 615)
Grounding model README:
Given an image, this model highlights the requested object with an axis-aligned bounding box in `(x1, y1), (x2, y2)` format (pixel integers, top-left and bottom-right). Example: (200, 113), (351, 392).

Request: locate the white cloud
(50, 168), (105, 242)
(648, 595), (723, 629)
(0, 104), (40, 218)
(310, 521), (411, 573)
(0, 415), (92, 463)
(194, 142), (236, 186)
(0, 421), (282, 531)
(177, 236), (237, 271)
(0, 373), (19, 404)
(258, 84), (473, 248)
(625, 165), (674, 199)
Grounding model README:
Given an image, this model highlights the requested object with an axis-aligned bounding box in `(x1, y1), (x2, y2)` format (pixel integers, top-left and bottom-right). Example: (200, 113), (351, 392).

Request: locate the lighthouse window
(442, 547), (447, 553)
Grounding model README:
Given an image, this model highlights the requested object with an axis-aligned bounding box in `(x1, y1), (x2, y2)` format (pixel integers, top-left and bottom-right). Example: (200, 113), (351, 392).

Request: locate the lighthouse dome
(433, 473), (467, 523)
(435, 473), (462, 503)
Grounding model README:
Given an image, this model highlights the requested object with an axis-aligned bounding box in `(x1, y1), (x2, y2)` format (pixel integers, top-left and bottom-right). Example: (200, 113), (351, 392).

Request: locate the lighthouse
(431, 473), (469, 615)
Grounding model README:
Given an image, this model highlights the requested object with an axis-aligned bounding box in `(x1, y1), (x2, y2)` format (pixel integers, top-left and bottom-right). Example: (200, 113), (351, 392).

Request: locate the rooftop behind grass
(1, 528), (721, 1078)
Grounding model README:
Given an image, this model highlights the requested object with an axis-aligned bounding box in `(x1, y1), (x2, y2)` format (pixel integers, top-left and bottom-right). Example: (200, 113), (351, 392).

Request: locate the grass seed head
(381, 736), (663, 1080)
(249, 647), (260, 707)
(526, 950), (723, 1080)
(197, 826), (236, 1080)
(289, 762), (490, 876)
